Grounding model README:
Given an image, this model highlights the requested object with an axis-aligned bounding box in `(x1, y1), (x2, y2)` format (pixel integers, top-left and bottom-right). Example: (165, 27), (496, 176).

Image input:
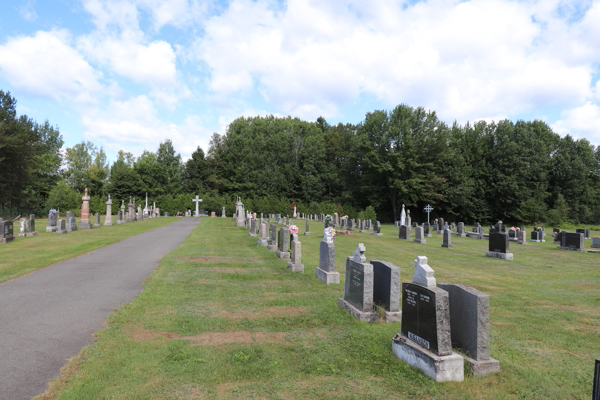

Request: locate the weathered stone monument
(257, 222), (268, 247)
(66, 211), (77, 232)
(392, 256), (464, 382)
(222, 207), (226, 218)
(456, 222), (466, 237)
(338, 244), (378, 322)
(442, 228), (452, 248)
(79, 188), (93, 229)
(372, 221), (383, 236)
(117, 201), (126, 224)
(267, 223), (278, 252)
(236, 198), (246, 227)
(56, 219), (68, 234)
(287, 234), (304, 272)
(46, 210), (58, 232)
(414, 226), (426, 244)
(304, 219), (310, 235)
(94, 213), (101, 227)
(371, 260), (401, 321)
(316, 227), (339, 284)
(276, 227), (290, 259)
(438, 283), (501, 376)
(0, 219), (16, 243)
(104, 196), (113, 226)
(249, 219), (257, 237)
(192, 195), (202, 217)
(485, 232), (513, 260)
(516, 229), (527, 245)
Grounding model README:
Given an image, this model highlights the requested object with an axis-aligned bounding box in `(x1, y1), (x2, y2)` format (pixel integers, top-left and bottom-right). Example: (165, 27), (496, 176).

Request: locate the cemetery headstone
(456, 222), (466, 237)
(104, 196), (113, 226)
(316, 227), (339, 284)
(438, 283), (500, 376)
(516, 229), (527, 245)
(554, 230), (566, 243)
(392, 256), (464, 382)
(67, 213), (77, 232)
(256, 222), (268, 247)
(118, 201), (126, 224)
(576, 228), (590, 239)
(338, 244), (378, 322)
(442, 228), (452, 248)
(437, 218), (445, 234)
(27, 214), (37, 236)
(531, 229), (545, 242)
(0, 219), (16, 243)
(94, 213), (101, 227)
(372, 221), (383, 236)
(304, 219), (310, 235)
(222, 207), (226, 217)
(414, 226), (426, 244)
(78, 188), (93, 229)
(46, 210), (58, 232)
(485, 232), (513, 260)
(557, 232), (586, 252)
(235, 197), (245, 227)
(267, 223), (278, 251)
(249, 219), (257, 237)
(348, 219), (353, 231)
(593, 359), (599, 400)
(371, 260), (401, 321)
(424, 222), (432, 237)
(56, 219), (68, 234)
(592, 237), (600, 249)
(399, 225), (409, 240)
(287, 236), (304, 273)
(276, 227), (290, 259)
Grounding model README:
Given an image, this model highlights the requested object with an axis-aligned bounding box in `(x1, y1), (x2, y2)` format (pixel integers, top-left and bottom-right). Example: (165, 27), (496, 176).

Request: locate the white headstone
(412, 256), (436, 288)
(354, 243), (366, 262)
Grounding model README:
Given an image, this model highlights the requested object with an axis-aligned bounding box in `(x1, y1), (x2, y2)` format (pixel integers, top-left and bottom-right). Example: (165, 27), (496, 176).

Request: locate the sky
(0, 0), (599, 162)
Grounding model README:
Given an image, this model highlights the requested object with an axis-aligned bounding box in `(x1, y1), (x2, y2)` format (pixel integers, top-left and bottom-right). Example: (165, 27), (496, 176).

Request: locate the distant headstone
(371, 221), (383, 236)
(485, 233), (513, 260)
(79, 188), (92, 229)
(249, 219), (257, 237)
(442, 229), (452, 248)
(371, 260), (401, 321)
(267, 223), (277, 252)
(67, 216), (77, 232)
(557, 232), (586, 252)
(554, 230), (566, 243)
(339, 244), (378, 322)
(437, 218), (445, 234)
(592, 238), (600, 249)
(438, 283), (500, 376)
(94, 213), (101, 227)
(0, 219), (16, 243)
(348, 219), (353, 231)
(531, 230), (545, 242)
(516, 229), (527, 244)
(456, 222), (466, 237)
(316, 227), (339, 284)
(287, 236), (304, 272)
(414, 226), (426, 244)
(104, 197), (113, 226)
(576, 228), (590, 239)
(399, 225), (409, 240)
(304, 219), (310, 235)
(56, 219), (68, 234)
(423, 223), (432, 237)
(257, 222), (268, 247)
(276, 227), (290, 259)
(46, 210), (58, 232)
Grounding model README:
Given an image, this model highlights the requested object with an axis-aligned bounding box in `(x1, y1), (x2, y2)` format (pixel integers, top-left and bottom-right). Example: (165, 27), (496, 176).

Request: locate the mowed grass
(36, 218), (599, 399)
(0, 216), (177, 283)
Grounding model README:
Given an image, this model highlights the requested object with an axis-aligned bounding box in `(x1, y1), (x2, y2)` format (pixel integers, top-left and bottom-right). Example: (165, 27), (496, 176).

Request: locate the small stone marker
(456, 222), (466, 237)
(392, 256), (464, 382)
(276, 227), (290, 259)
(304, 219), (310, 235)
(0, 219), (16, 243)
(593, 359), (599, 400)
(371, 260), (401, 321)
(248, 219), (257, 237)
(339, 243), (378, 322)
(372, 221), (383, 236)
(348, 219), (353, 231)
(287, 236), (304, 273)
(557, 232), (586, 252)
(441, 228), (452, 248)
(485, 232), (513, 260)
(592, 238), (600, 249)
(531, 229), (545, 242)
(414, 226), (426, 244)
(257, 222), (268, 247)
(438, 283), (500, 376)
(399, 225), (409, 240)
(267, 223), (278, 251)
(316, 227), (339, 284)
(56, 219), (68, 234)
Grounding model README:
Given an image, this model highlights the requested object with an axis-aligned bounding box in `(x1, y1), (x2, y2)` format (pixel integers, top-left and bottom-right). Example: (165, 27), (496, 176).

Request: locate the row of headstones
(238, 212), (497, 382)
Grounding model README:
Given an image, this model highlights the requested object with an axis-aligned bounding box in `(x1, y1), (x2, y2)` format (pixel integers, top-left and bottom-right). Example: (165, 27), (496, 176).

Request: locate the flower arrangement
(325, 214), (333, 226)
(289, 225), (298, 235)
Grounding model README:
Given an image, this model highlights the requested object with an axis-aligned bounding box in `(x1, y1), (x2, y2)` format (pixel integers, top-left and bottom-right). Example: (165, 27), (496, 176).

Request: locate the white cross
(424, 204), (434, 224)
(192, 195), (203, 216)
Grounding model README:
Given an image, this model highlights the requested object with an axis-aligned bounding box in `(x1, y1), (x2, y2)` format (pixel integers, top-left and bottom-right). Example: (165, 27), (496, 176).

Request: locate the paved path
(0, 218), (202, 400)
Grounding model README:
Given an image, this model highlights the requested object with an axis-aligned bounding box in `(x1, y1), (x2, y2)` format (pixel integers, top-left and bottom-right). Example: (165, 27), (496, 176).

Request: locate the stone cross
(192, 195), (202, 216)
(354, 243), (366, 262)
(423, 204), (434, 224)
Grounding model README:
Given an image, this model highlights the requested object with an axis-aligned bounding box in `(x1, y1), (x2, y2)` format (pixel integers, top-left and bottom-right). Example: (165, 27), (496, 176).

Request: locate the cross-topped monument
(424, 204), (434, 224)
(192, 195), (202, 217)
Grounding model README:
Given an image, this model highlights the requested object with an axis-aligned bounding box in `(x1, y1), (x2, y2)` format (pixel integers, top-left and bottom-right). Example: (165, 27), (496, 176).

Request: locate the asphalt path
(0, 217), (202, 400)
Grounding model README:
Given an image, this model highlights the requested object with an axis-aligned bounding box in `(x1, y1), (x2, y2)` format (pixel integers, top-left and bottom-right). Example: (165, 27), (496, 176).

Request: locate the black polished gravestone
(423, 224), (430, 235)
(345, 264), (366, 310)
(371, 261), (400, 312)
(489, 233), (508, 253)
(401, 283), (452, 356)
(3, 220), (14, 237)
(576, 228), (590, 239)
(555, 230), (566, 243)
(560, 232), (584, 250)
(594, 359), (600, 400)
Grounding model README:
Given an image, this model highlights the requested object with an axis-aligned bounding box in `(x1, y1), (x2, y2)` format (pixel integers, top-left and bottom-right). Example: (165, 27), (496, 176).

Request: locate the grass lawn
(0, 216), (177, 283)
(35, 218), (599, 399)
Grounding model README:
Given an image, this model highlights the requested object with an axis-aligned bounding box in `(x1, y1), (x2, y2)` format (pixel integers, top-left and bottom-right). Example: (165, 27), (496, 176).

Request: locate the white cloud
(0, 30), (105, 103)
(19, 0), (38, 21)
(552, 101), (600, 145)
(81, 96), (212, 159)
(192, 0), (600, 125)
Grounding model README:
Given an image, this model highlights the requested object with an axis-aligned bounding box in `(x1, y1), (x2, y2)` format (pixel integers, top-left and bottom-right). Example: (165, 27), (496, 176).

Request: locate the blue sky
(1, 0), (599, 162)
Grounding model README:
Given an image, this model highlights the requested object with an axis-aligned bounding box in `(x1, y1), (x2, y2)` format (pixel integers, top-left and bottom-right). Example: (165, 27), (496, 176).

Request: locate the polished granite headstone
(339, 244), (378, 322)
(442, 229), (452, 248)
(531, 230), (545, 242)
(554, 230), (567, 243)
(576, 228), (590, 239)
(372, 221), (383, 236)
(371, 260), (401, 321)
(317, 228), (339, 284)
(276, 227), (290, 259)
(0, 220), (16, 243)
(399, 225), (409, 240)
(267, 223), (278, 251)
(557, 232), (586, 252)
(485, 232), (513, 260)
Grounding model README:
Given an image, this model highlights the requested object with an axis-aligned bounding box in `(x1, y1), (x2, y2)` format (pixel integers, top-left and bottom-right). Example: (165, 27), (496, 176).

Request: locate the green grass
(0, 216), (177, 283)
(35, 218), (600, 399)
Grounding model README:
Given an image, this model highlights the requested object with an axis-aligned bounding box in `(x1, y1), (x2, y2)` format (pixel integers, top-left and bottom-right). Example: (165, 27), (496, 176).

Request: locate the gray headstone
(319, 241), (336, 273)
(371, 260), (401, 312)
(442, 229), (452, 248)
(344, 256), (373, 312)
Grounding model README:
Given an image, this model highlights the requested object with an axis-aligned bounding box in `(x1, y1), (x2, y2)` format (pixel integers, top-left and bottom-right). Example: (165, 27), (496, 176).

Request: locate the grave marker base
(441, 243), (452, 248)
(275, 249), (290, 259)
(392, 333), (464, 382)
(0, 236), (16, 243)
(384, 310), (402, 322)
(304, 231), (311, 235)
(256, 238), (268, 247)
(267, 244), (277, 252)
(371, 232), (383, 236)
(452, 233), (466, 237)
(316, 267), (340, 284)
(466, 232), (483, 239)
(56, 229), (68, 234)
(414, 238), (427, 244)
(116, 220), (126, 224)
(94, 223), (101, 228)
(530, 239), (545, 242)
(484, 251), (513, 260)
(465, 355), (500, 377)
(18, 232), (38, 237)
(46, 226), (58, 232)
(287, 261), (304, 273)
(338, 298), (379, 323)
(556, 246), (587, 252)
(248, 232), (257, 237)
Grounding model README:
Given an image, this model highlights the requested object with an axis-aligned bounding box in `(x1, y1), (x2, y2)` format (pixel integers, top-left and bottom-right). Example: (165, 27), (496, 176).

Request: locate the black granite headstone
(345, 263), (365, 310)
(488, 233), (508, 253)
(423, 224), (430, 235)
(531, 231), (540, 241)
(399, 225), (408, 239)
(555, 230), (566, 243)
(3, 220), (13, 237)
(372, 261), (391, 310)
(593, 359), (599, 400)
(562, 232), (583, 249)
(402, 283), (438, 353)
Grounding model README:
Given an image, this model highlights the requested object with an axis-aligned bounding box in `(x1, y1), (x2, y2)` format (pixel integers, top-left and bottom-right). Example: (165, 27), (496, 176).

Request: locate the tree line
(1, 90), (599, 225)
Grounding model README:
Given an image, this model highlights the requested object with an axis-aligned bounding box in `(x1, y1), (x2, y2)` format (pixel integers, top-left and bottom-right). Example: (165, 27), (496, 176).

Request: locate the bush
(46, 182), (80, 214)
